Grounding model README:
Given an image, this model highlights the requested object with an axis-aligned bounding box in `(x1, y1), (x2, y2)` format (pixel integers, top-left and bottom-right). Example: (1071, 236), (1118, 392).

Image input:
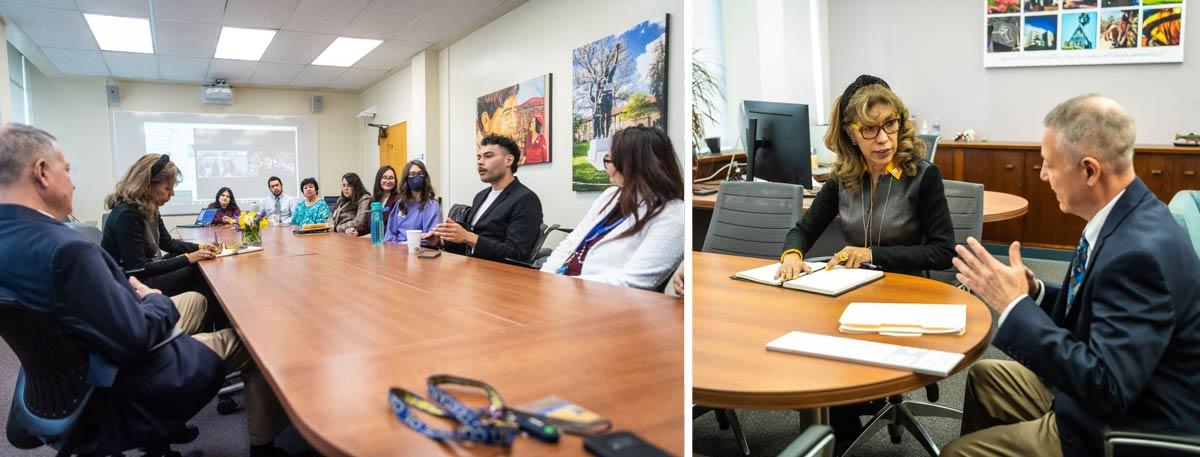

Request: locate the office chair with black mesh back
(1106, 429), (1200, 457)
(504, 223), (563, 269)
(1, 296), (192, 456)
(919, 134), (941, 163)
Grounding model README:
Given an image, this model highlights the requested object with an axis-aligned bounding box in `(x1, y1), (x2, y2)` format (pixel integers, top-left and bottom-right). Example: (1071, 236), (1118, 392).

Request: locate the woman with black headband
(101, 154), (226, 327)
(774, 75), (956, 445)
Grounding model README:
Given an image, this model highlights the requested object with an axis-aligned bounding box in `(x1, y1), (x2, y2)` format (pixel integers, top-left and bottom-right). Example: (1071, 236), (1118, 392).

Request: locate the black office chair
(505, 224), (567, 269)
(1106, 429), (1200, 457)
(1, 296), (192, 456)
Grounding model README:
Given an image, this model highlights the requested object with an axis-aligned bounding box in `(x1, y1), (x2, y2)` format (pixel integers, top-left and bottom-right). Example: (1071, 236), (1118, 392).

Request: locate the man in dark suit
(0, 124), (289, 456)
(433, 134), (544, 263)
(945, 95), (1200, 457)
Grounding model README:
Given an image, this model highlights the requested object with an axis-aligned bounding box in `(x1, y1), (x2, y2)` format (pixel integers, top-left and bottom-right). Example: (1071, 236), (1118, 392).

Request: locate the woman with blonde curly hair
(776, 74), (955, 279)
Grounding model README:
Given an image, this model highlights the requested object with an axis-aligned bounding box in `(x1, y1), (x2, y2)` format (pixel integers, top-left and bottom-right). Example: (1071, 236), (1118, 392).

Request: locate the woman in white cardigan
(541, 126), (684, 291)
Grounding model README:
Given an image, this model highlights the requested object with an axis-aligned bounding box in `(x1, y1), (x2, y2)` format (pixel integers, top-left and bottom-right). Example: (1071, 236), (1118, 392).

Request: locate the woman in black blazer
(101, 154), (224, 325)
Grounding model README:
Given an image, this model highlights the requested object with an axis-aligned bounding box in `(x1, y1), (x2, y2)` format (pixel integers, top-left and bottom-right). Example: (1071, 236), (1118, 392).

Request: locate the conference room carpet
(0, 339), (316, 457)
(694, 256), (1069, 457)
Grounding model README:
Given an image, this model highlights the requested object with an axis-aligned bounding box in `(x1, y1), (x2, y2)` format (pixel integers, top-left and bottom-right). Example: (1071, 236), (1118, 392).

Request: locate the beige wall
(358, 65), (412, 178)
(27, 63), (361, 225)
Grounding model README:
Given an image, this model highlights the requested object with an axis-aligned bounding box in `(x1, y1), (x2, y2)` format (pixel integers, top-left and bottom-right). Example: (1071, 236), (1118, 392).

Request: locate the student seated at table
(541, 126), (683, 290)
(262, 176), (296, 222)
(774, 75), (955, 445)
(206, 186), (241, 224)
(429, 134), (543, 262)
(384, 159), (441, 244)
(331, 172), (371, 235)
(370, 165), (401, 234)
(0, 124), (292, 457)
(290, 177), (330, 226)
(101, 154), (225, 324)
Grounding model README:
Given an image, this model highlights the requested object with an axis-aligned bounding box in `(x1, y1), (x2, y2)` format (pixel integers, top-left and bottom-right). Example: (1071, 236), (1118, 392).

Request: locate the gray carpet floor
(0, 338), (317, 457)
(694, 256), (1069, 457)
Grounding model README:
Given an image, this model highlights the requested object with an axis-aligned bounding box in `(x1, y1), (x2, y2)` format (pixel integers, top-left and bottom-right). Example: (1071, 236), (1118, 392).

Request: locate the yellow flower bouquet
(236, 211), (269, 246)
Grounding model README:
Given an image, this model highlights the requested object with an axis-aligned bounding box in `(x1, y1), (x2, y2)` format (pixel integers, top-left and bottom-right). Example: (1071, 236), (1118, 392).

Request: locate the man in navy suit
(945, 95), (1200, 457)
(0, 124), (289, 456)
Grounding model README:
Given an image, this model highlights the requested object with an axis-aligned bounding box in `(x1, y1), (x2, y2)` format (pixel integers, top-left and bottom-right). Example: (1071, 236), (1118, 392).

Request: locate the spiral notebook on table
(215, 245), (263, 258)
(731, 262), (884, 297)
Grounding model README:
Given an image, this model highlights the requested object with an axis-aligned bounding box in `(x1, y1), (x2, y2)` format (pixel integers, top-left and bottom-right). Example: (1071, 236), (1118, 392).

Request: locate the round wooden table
(982, 191), (1029, 223)
(693, 252), (994, 410)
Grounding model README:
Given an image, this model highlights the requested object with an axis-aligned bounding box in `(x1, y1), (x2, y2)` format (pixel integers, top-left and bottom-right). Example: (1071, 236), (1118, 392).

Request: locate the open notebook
(839, 302), (967, 336)
(215, 245), (263, 258)
(732, 262), (884, 297)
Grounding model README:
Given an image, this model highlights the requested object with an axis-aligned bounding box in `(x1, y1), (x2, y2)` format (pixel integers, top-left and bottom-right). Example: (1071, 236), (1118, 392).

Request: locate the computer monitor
(742, 100), (812, 188)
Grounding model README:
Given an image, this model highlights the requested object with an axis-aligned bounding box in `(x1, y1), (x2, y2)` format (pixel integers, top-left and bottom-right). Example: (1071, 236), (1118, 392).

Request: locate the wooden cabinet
(938, 141), (1200, 249)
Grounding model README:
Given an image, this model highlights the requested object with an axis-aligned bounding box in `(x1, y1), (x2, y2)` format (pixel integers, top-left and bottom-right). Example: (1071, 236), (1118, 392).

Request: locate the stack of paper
(216, 245), (264, 258)
(731, 262), (884, 296)
(838, 302), (967, 336)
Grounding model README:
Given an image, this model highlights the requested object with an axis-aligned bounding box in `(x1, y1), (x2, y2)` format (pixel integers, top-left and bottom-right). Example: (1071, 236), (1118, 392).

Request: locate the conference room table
(692, 251), (992, 411)
(180, 225), (683, 456)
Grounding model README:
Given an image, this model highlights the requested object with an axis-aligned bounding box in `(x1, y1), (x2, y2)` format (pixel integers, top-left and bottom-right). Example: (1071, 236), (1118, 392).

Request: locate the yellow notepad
(838, 302), (967, 336)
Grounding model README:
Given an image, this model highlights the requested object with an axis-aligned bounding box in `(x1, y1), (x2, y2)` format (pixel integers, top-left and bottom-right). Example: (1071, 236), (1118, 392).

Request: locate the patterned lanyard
(557, 208), (628, 275)
(388, 375), (560, 446)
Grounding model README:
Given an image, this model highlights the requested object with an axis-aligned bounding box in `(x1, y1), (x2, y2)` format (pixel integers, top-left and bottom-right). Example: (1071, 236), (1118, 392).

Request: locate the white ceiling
(0, 0), (511, 91)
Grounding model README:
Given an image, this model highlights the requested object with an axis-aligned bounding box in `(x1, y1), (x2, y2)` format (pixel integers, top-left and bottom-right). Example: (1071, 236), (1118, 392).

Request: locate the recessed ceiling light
(83, 14), (153, 54)
(214, 27), (278, 61)
(311, 37), (383, 67)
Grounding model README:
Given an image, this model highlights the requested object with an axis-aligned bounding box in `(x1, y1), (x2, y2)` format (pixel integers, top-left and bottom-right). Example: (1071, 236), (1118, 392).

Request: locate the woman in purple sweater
(384, 159), (441, 245)
(206, 186), (241, 225)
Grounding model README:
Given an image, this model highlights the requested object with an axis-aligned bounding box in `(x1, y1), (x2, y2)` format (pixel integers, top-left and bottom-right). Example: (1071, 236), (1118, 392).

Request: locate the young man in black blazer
(433, 134), (544, 263)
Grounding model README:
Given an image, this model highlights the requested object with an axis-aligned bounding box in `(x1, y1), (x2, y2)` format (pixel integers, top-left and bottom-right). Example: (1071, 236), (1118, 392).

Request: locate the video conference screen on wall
(984, 0), (1185, 67)
(112, 111), (318, 214)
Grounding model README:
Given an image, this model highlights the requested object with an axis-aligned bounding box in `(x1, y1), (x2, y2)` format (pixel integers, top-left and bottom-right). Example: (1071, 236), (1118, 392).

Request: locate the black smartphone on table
(583, 431), (671, 457)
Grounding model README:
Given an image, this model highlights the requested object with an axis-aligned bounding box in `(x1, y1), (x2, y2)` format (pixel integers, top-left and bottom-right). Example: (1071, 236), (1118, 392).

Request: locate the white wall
(358, 65), (412, 178)
(827, 0), (1200, 143)
(441, 0), (685, 227)
(28, 64), (362, 224)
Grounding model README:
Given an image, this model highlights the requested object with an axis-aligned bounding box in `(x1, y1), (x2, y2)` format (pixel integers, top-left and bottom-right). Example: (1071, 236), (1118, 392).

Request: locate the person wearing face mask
(773, 75), (955, 448)
(540, 126), (684, 291)
(429, 134), (544, 262)
(383, 159), (441, 244)
(290, 177), (330, 226)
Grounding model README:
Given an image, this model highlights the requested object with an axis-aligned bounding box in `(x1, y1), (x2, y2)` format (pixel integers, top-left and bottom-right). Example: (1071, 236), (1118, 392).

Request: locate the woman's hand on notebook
(776, 253), (812, 281)
(827, 246), (872, 270)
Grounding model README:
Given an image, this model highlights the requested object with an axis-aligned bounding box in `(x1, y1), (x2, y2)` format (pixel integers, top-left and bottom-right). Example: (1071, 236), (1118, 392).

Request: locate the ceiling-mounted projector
(201, 80), (233, 105)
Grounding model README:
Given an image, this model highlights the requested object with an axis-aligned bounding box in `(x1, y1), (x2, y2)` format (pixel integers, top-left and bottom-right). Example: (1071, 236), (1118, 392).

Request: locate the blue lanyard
(557, 209), (628, 274)
(389, 375), (563, 446)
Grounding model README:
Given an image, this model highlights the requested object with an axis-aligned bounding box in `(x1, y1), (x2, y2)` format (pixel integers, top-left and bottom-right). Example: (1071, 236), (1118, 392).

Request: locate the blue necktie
(1066, 236), (1090, 310)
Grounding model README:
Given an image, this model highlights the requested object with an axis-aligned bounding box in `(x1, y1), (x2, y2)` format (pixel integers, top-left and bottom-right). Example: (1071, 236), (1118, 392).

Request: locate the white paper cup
(406, 230), (422, 252)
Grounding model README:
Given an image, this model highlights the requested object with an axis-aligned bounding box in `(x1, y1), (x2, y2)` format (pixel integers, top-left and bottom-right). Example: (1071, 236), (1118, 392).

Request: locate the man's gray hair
(1043, 94), (1136, 173)
(0, 123), (58, 187)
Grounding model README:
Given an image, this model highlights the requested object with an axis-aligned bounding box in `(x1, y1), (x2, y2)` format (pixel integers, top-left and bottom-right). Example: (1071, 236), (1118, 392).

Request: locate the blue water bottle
(369, 201), (384, 245)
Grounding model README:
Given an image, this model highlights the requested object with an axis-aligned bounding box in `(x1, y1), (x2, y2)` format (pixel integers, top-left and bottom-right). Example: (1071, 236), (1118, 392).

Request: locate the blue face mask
(407, 175), (425, 191)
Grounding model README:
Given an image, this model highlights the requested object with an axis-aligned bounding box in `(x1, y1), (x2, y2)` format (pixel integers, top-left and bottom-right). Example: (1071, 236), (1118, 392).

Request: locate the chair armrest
(124, 267), (146, 277)
(777, 425), (834, 457)
(1105, 429), (1200, 457)
(502, 257), (538, 269)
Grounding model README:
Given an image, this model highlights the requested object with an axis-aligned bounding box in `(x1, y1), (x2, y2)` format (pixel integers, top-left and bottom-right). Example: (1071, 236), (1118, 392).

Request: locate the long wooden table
(187, 226), (683, 456)
(692, 252), (992, 410)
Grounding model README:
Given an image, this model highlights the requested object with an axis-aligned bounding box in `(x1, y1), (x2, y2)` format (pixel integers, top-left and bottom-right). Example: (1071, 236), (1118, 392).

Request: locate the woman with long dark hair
(206, 186), (241, 224)
(370, 165), (400, 233)
(541, 126), (684, 290)
(384, 159), (441, 244)
(331, 172), (371, 234)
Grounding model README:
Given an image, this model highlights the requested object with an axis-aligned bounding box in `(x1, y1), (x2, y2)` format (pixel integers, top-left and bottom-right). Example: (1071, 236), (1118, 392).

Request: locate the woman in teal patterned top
(290, 177), (330, 225)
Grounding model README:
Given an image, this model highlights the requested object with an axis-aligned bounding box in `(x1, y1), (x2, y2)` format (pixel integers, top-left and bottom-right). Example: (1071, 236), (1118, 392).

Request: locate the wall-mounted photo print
(1063, 0), (1099, 8)
(988, 0), (1021, 14)
(1062, 11), (1099, 49)
(988, 16), (1022, 51)
(1026, 0), (1061, 12)
(1102, 0), (1140, 6)
(1142, 7), (1183, 46)
(1024, 15), (1060, 50)
(1099, 9), (1140, 48)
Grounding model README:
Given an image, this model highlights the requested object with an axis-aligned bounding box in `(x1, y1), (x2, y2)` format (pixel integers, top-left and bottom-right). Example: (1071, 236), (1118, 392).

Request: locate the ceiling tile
(289, 65), (346, 87)
(249, 62), (304, 85)
(327, 67), (385, 90)
(341, 0), (440, 40)
(103, 51), (159, 79)
(157, 55), (211, 81)
(1, 5), (99, 50)
(0, 0), (77, 9)
(74, 0), (150, 16)
(208, 59), (259, 83)
(151, 0), (225, 23)
(154, 19), (220, 57)
(259, 30), (335, 65)
(222, 0), (299, 29)
(282, 0), (370, 34)
(394, 0), (503, 42)
(353, 40), (427, 70)
(42, 48), (110, 76)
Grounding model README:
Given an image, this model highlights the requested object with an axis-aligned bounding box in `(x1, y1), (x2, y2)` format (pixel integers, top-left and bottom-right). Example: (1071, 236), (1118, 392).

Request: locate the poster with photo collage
(985, 0), (1185, 67)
